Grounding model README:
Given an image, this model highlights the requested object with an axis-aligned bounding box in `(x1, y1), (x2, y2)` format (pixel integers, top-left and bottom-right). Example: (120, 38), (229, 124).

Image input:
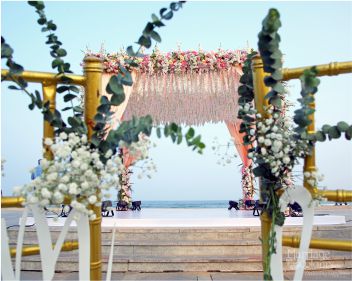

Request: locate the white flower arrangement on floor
(13, 132), (149, 220)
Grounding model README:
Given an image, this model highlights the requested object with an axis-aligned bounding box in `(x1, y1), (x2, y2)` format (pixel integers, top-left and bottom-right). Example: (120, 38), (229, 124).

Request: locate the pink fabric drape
(226, 121), (254, 203)
(102, 66), (254, 202)
(226, 121), (251, 167)
(121, 143), (135, 168)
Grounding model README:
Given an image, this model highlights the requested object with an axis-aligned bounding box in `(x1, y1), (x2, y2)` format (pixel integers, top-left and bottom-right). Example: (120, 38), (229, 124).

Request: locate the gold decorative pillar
(303, 93), (317, 195)
(251, 54), (272, 274)
(42, 81), (57, 160)
(83, 56), (103, 281)
(252, 55), (270, 117)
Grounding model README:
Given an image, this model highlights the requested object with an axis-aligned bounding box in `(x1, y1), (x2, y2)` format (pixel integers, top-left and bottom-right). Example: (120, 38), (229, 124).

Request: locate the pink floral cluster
(86, 48), (248, 75)
(242, 165), (255, 202)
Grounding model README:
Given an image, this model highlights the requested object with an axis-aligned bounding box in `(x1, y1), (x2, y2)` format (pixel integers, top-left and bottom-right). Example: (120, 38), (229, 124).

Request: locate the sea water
(112, 200), (344, 208)
(114, 200), (229, 208)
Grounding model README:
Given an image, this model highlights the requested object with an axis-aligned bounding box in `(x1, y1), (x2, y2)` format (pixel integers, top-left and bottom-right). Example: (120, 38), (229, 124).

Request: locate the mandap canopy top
(87, 47), (255, 202)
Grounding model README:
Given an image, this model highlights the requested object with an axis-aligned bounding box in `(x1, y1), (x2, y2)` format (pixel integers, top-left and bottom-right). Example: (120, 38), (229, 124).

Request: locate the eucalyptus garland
(2, 1), (205, 215)
(238, 8), (352, 280)
(2, 1), (205, 164)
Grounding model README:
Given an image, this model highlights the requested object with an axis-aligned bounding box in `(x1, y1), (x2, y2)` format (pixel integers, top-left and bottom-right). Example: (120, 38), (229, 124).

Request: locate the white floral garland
(14, 132), (151, 219)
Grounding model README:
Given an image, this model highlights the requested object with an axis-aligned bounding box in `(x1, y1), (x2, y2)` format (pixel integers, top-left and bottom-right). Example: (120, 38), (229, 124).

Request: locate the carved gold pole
(252, 55), (270, 117)
(1, 196), (24, 208)
(42, 81), (57, 160)
(282, 61), (352, 81)
(83, 56), (103, 281)
(320, 189), (352, 202)
(303, 91), (317, 195)
(1, 69), (85, 85)
(283, 235), (352, 251)
(251, 54), (272, 274)
(10, 240), (79, 257)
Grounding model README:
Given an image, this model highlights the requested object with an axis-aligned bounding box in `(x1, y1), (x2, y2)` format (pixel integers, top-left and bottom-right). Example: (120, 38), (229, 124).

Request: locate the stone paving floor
(19, 270), (352, 281)
(4, 206), (352, 280)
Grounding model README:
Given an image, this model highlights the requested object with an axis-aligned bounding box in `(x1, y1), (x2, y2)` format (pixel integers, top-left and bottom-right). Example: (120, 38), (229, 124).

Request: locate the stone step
(17, 253), (352, 273)
(7, 225), (351, 243)
(9, 238), (352, 258)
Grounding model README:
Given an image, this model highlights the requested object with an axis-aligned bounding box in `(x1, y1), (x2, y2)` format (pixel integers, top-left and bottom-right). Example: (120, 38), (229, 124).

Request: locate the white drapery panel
(271, 186), (315, 281)
(1, 205), (90, 281)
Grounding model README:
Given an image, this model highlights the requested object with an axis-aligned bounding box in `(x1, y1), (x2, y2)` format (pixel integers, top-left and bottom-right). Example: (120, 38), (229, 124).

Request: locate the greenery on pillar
(237, 8), (352, 280)
(1, 1), (205, 214)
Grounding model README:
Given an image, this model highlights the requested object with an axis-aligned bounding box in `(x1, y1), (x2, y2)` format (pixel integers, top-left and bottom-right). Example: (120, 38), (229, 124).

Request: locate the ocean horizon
(111, 200), (343, 208)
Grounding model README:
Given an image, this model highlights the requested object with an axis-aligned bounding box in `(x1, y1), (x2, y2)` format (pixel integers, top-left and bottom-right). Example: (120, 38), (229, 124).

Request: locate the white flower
(81, 181), (89, 190)
(261, 147), (267, 155)
(80, 163), (88, 171)
(47, 172), (58, 181)
(53, 191), (64, 203)
(44, 138), (53, 146)
(88, 195), (97, 204)
(258, 136), (265, 143)
(264, 139), (272, 146)
(68, 183), (79, 195)
(249, 129), (255, 136)
(275, 151), (283, 159)
(59, 132), (68, 140)
(58, 183), (67, 192)
(307, 179), (315, 186)
(40, 159), (49, 169)
(41, 188), (51, 199)
(265, 118), (273, 125)
(72, 160), (80, 168)
(276, 134), (283, 141)
(61, 175), (70, 183)
(283, 156), (290, 164)
(248, 152), (253, 159)
(272, 140), (283, 153)
(81, 135), (87, 143)
(91, 152), (99, 160)
(304, 172), (311, 177)
(105, 149), (113, 158)
(272, 126), (278, 132)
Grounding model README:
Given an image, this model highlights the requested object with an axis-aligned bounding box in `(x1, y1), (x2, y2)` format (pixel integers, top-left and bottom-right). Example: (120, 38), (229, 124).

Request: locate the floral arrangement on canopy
(85, 46), (255, 205)
(87, 47), (248, 125)
(89, 47), (248, 75)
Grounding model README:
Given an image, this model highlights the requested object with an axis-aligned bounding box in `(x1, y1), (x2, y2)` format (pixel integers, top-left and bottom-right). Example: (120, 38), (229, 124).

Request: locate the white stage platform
(25, 208), (346, 228)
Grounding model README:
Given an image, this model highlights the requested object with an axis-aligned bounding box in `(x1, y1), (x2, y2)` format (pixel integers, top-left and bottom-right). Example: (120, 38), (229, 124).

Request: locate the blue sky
(1, 1), (352, 201)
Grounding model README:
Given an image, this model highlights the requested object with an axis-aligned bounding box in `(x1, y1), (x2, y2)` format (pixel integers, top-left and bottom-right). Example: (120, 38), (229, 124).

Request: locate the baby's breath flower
(44, 138), (53, 146)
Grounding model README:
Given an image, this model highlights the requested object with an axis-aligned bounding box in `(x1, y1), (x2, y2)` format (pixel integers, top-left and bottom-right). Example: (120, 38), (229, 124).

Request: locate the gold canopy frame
(251, 56), (352, 273)
(1, 56), (104, 280)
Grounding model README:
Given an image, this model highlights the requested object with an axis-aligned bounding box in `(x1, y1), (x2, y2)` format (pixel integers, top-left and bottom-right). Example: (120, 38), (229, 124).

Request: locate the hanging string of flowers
(86, 47), (248, 125)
